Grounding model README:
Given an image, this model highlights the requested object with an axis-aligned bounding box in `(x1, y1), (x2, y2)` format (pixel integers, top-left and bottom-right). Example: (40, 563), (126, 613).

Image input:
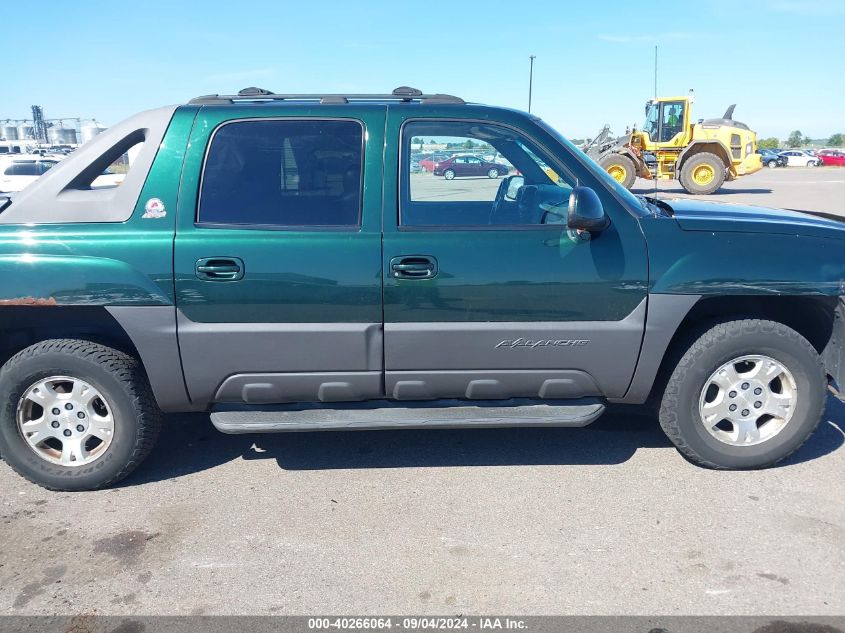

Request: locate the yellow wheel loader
(585, 96), (762, 195)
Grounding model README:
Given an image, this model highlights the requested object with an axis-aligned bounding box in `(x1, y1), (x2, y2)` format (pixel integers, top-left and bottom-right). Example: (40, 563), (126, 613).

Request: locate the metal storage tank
(47, 126), (78, 145)
(2, 124), (18, 140)
(80, 121), (106, 144)
(17, 124), (34, 139)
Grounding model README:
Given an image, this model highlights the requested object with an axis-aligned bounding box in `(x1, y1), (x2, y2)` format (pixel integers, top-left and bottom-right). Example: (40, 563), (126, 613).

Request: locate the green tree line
(759, 132), (844, 149)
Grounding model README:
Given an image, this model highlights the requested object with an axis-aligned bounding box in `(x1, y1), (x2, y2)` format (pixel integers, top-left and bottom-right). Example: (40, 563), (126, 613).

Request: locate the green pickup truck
(0, 87), (843, 490)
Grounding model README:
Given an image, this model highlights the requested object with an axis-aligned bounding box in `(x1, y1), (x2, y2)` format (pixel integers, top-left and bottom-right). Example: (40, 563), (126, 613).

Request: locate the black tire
(487, 168), (500, 179)
(767, 160), (778, 169)
(598, 153), (637, 189)
(443, 169), (456, 180)
(678, 152), (726, 195)
(659, 320), (825, 469)
(0, 339), (161, 491)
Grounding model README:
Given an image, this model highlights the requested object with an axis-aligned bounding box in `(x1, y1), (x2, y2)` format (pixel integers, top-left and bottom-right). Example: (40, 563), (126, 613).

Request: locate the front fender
(643, 220), (845, 297)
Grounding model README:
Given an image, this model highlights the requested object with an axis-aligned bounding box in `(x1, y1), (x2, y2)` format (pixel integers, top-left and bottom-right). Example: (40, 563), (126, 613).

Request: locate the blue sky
(3, 0), (842, 139)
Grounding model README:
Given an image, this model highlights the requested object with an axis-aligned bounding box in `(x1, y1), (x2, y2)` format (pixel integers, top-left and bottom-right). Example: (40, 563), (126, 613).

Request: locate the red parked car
(819, 150), (845, 166)
(433, 155), (510, 179)
(418, 154), (449, 172)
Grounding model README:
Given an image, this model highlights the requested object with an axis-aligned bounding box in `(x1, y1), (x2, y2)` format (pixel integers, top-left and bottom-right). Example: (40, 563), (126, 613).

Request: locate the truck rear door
(174, 105), (385, 407)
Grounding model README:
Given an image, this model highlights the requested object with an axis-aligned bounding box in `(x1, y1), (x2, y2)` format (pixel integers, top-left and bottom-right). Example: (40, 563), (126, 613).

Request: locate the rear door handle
(195, 257), (244, 281)
(390, 255), (438, 279)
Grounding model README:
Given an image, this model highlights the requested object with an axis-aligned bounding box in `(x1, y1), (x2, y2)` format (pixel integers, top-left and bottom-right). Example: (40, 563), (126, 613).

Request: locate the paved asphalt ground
(633, 165), (845, 215)
(1, 167), (844, 616)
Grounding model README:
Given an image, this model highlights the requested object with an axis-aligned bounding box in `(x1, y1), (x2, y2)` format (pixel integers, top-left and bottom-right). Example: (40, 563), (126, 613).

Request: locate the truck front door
(381, 112), (649, 402)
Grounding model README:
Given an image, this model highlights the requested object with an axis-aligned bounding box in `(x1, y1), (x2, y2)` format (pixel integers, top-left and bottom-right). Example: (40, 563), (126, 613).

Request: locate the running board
(210, 399), (606, 433)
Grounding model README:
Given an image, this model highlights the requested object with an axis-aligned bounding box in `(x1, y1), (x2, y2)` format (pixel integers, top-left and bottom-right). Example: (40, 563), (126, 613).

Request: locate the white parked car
(778, 150), (820, 167)
(0, 156), (59, 193)
(0, 155), (124, 192)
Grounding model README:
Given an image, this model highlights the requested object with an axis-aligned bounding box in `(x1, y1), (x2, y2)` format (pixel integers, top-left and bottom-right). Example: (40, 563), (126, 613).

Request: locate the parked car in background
(433, 155), (510, 179)
(779, 150), (820, 167)
(418, 154), (449, 172)
(0, 156), (124, 193)
(0, 157), (58, 192)
(818, 150), (845, 166)
(757, 149), (786, 168)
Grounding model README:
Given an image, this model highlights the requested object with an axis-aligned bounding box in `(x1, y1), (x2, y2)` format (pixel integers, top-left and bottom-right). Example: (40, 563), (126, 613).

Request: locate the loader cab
(642, 98), (690, 147)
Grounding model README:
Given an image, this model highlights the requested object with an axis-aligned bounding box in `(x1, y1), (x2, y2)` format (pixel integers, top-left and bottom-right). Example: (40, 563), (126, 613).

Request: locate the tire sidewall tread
(0, 339), (161, 491)
(679, 151), (727, 195)
(598, 153), (637, 189)
(659, 319), (825, 469)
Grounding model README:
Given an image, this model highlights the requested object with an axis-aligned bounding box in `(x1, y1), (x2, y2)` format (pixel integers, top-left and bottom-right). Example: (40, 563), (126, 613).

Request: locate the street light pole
(528, 55), (536, 113)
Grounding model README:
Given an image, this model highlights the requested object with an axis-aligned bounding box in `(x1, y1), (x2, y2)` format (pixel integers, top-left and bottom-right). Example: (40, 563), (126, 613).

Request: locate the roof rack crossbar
(188, 86), (465, 106)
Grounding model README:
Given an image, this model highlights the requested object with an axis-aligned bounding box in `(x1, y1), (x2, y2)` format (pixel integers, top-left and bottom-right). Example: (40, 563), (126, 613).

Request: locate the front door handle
(195, 257), (244, 281)
(390, 255), (438, 279)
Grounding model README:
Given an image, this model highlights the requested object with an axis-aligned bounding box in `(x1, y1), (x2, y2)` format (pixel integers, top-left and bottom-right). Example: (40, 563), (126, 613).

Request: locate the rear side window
(198, 119), (363, 228)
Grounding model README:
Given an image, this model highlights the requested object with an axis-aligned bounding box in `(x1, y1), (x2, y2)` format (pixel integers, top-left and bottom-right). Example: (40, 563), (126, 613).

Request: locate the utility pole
(528, 55), (536, 113)
(654, 45), (658, 98)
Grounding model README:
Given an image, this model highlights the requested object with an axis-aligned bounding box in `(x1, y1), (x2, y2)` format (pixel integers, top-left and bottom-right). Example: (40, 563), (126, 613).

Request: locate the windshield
(643, 102), (659, 141)
(536, 118), (647, 216)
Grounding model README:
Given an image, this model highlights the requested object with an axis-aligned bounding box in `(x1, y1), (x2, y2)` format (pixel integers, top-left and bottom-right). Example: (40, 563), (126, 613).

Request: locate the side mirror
(504, 175), (524, 200)
(567, 186), (609, 232)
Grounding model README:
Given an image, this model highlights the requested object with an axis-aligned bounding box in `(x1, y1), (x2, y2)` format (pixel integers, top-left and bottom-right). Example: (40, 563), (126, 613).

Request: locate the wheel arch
(677, 140), (732, 172)
(617, 294), (841, 405)
(0, 305), (193, 412)
(0, 306), (138, 368)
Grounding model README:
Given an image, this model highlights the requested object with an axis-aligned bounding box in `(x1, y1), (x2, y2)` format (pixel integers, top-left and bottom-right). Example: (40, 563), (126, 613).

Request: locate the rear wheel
(0, 340), (161, 490)
(598, 154), (637, 189)
(679, 152), (726, 195)
(659, 320), (825, 469)
(443, 169), (456, 180)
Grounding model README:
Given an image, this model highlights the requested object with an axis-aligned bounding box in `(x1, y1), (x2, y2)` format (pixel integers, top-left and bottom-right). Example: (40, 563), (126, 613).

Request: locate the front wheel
(0, 339), (161, 490)
(443, 169), (456, 180)
(679, 152), (726, 195)
(598, 154), (637, 189)
(767, 160), (778, 168)
(487, 168), (500, 179)
(659, 320), (825, 469)
(808, 160), (817, 167)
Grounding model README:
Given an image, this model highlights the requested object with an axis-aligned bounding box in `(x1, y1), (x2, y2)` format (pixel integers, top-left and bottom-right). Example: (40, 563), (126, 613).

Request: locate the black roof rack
(189, 86), (465, 106)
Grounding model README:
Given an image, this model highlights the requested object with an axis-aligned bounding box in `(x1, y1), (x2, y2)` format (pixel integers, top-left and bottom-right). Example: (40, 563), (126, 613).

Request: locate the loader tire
(598, 154), (637, 190)
(679, 152), (726, 195)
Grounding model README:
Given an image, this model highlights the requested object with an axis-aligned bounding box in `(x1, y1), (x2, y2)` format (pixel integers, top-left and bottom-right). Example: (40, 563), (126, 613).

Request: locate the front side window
(199, 119), (363, 227)
(660, 101), (684, 141)
(400, 120), (575, 227)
